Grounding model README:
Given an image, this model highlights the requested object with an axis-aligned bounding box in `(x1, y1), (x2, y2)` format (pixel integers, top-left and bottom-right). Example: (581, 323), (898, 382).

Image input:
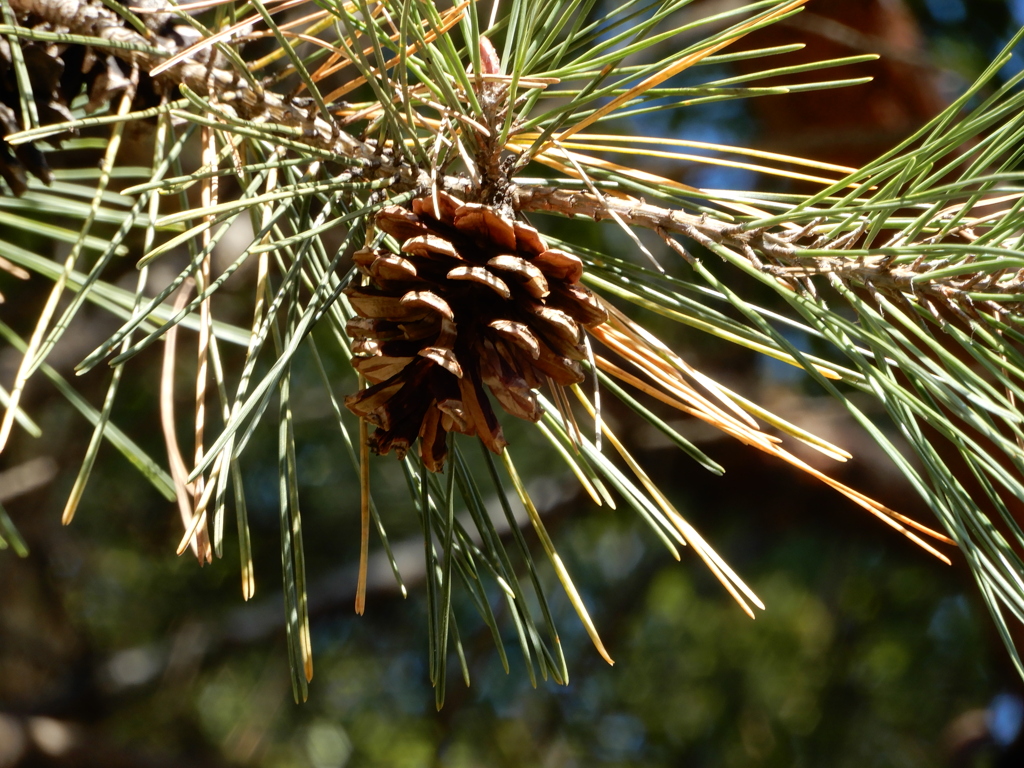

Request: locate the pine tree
(2, 0), (1023, 704)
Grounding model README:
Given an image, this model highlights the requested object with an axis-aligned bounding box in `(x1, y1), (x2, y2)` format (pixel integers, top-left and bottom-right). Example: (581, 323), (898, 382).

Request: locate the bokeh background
(3, 0), (1024, 765)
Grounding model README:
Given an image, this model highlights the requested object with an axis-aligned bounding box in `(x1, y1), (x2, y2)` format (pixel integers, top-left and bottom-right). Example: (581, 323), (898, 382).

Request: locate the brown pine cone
(0, 0), (190, 196)
(344, 192), (607, 471)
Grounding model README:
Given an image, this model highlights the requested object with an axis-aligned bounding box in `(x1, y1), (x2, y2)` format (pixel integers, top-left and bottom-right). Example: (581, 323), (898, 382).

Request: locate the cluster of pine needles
(1, 0), (1024, 704)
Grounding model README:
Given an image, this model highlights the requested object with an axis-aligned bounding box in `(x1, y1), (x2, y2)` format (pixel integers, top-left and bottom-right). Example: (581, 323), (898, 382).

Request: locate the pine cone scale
(487, 255), (550, 298)
(489, 320), (541, 359)
(446, 266), (512, 298)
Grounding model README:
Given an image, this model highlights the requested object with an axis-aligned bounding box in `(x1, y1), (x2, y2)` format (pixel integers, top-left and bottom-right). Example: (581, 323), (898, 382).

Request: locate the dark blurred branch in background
(740, 0), (946, 165)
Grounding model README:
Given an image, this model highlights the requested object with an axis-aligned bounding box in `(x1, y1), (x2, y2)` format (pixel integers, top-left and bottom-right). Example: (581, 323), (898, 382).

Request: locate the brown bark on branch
(4, 0), (400, 175)
(513, 185), (1023, 320)
(5, 0), (1015, 322)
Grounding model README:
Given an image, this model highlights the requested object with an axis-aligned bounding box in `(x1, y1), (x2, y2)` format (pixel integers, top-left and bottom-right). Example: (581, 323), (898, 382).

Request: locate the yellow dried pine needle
(546, 0), (812, 145)
(502, 450), (614, 666)
(595, 338), (954, 562)
(536, 132), (857, 174)
(572, 385), (764, 617)
(535, 421), (605, 507)
(355, 379), (370, 616)
(318, 1), (470, 102)
(539, 140), (844, 187)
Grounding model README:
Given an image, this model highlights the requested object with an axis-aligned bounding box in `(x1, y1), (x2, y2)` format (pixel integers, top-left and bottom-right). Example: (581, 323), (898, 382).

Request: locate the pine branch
(6, 0), (1024, 697)
(5, 0), (398, 174)
(515, 184), (1024, 320)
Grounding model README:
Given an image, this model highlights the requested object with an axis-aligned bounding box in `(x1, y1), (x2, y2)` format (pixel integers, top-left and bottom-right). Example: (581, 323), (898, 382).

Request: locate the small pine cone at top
(344, 192), (608, 471)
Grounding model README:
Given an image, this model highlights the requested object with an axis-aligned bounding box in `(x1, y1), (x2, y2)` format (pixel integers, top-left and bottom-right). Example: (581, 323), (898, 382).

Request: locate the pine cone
(0, 0), (190, 196)
(344, 192), (607, 471)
